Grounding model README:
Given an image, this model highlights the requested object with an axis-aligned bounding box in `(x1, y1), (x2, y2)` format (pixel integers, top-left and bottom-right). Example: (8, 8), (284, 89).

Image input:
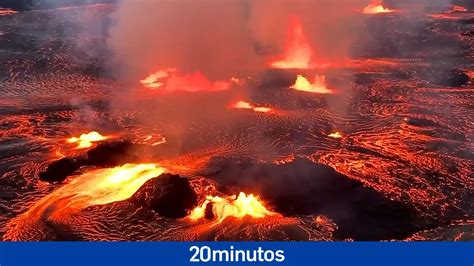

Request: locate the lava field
(0, 0), (473, 241)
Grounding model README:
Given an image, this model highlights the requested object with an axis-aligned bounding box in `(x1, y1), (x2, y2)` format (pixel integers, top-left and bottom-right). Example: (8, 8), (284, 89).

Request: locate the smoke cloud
(104, 0), (463, 152)
(107, 0), (368, 82)
(105, 0), (373, 144)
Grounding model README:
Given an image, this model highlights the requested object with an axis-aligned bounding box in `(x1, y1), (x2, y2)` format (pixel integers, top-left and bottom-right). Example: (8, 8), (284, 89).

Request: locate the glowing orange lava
(139, 135), (167, 146)
(363, 1), (395, 14)
(140, 68), (176, 88)
(451, 5), (468, 12)
(426, 5), (469, 20)
(291, 75), (332, 94)
(189, 192), (277, 223)
(328, 131), (343, 138)
(141, 68), (230, 92)
(73, 163), (166, 206)
(270, 16), (313, 69)
(5, 163), (166, 231)
(0, 8), (17, 16)
(229, 100), (272, 113)
(67, 131), (110, 149)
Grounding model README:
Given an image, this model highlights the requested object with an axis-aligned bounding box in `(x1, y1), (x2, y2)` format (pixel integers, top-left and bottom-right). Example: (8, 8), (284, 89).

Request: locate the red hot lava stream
(4, 164), (166, 240)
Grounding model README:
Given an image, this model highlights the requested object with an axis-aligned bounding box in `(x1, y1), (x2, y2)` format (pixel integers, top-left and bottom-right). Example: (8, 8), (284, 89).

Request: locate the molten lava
(291, 75), (332, 94)
(328, 131), (343, 138)
(229, 100), (272, 113)
(5, 163), (167, 234)
(189, 192), (276, 223)
(270, 16), (313, 69)
(73, 163), (166, 206)
(0, 8), (17, 16)
(67, 131), (110, 149)
(450, 5), (468, 13)
(141, 68), (230, 92)
(426, 6), (471, 20)
(140, 68), (176, 88)
(363, 1), (395, 14)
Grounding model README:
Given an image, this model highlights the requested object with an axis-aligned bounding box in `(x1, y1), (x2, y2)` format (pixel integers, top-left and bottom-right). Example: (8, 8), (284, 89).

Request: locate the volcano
(0, 0), (472, 242)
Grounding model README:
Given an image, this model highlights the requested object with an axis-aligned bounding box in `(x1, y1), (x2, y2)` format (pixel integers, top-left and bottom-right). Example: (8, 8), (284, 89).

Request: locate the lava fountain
(189, 192), (277, 223)
(291, 75), (332, 94)
(140, 68), (176, 88)
(270, 16), (313, 69)
(67, 131), (110, 149)
(363, 0), (395, 14)
(141, 68), (230, 92)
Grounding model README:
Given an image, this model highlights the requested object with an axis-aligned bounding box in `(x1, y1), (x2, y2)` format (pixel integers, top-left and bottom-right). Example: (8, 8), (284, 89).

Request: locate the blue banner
(0, 242), (472, 266)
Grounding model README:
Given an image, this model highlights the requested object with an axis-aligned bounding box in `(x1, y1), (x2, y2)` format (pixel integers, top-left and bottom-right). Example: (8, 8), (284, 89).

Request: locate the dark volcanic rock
(0, 0), (116, 11)
(131, 173), (198, 218)
(204, 202), (215, 220)
(260, 69), (296, 88)
(404, 117), (439, 128)
(39, 157), (84, 183)
(452, 0), (474, 10)
(86, 141), (144, 167)
(430, 69), (470, 87)
(444, 70), (470, 87)
(0, 0), (33, 10)
(203, 156), (431, 241)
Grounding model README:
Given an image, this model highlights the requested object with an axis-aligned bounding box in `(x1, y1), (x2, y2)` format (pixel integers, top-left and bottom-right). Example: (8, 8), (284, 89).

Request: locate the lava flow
(141, 68), (230, 92)
(189, 192), (277, 223)
(291, 75), (332, 94)
(229, 100), (273, 113)
(15, 164), (164, 219)
(426, 5), (472, 20)
(270, 16), (313, 69)
(0, 8), (17, 16)
(450, 5), (468, 12)
(4, 163), (166, 240)
(363, 1), (395, 14)
(67, 131), (110, 149)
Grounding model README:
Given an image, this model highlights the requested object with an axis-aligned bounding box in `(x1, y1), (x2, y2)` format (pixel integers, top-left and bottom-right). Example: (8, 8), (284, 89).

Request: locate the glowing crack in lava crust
(189, 192), (277, 223)
(67, 131), (110, 149)
(229, 100), (273, 113)
(0, 8), (17, 16)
